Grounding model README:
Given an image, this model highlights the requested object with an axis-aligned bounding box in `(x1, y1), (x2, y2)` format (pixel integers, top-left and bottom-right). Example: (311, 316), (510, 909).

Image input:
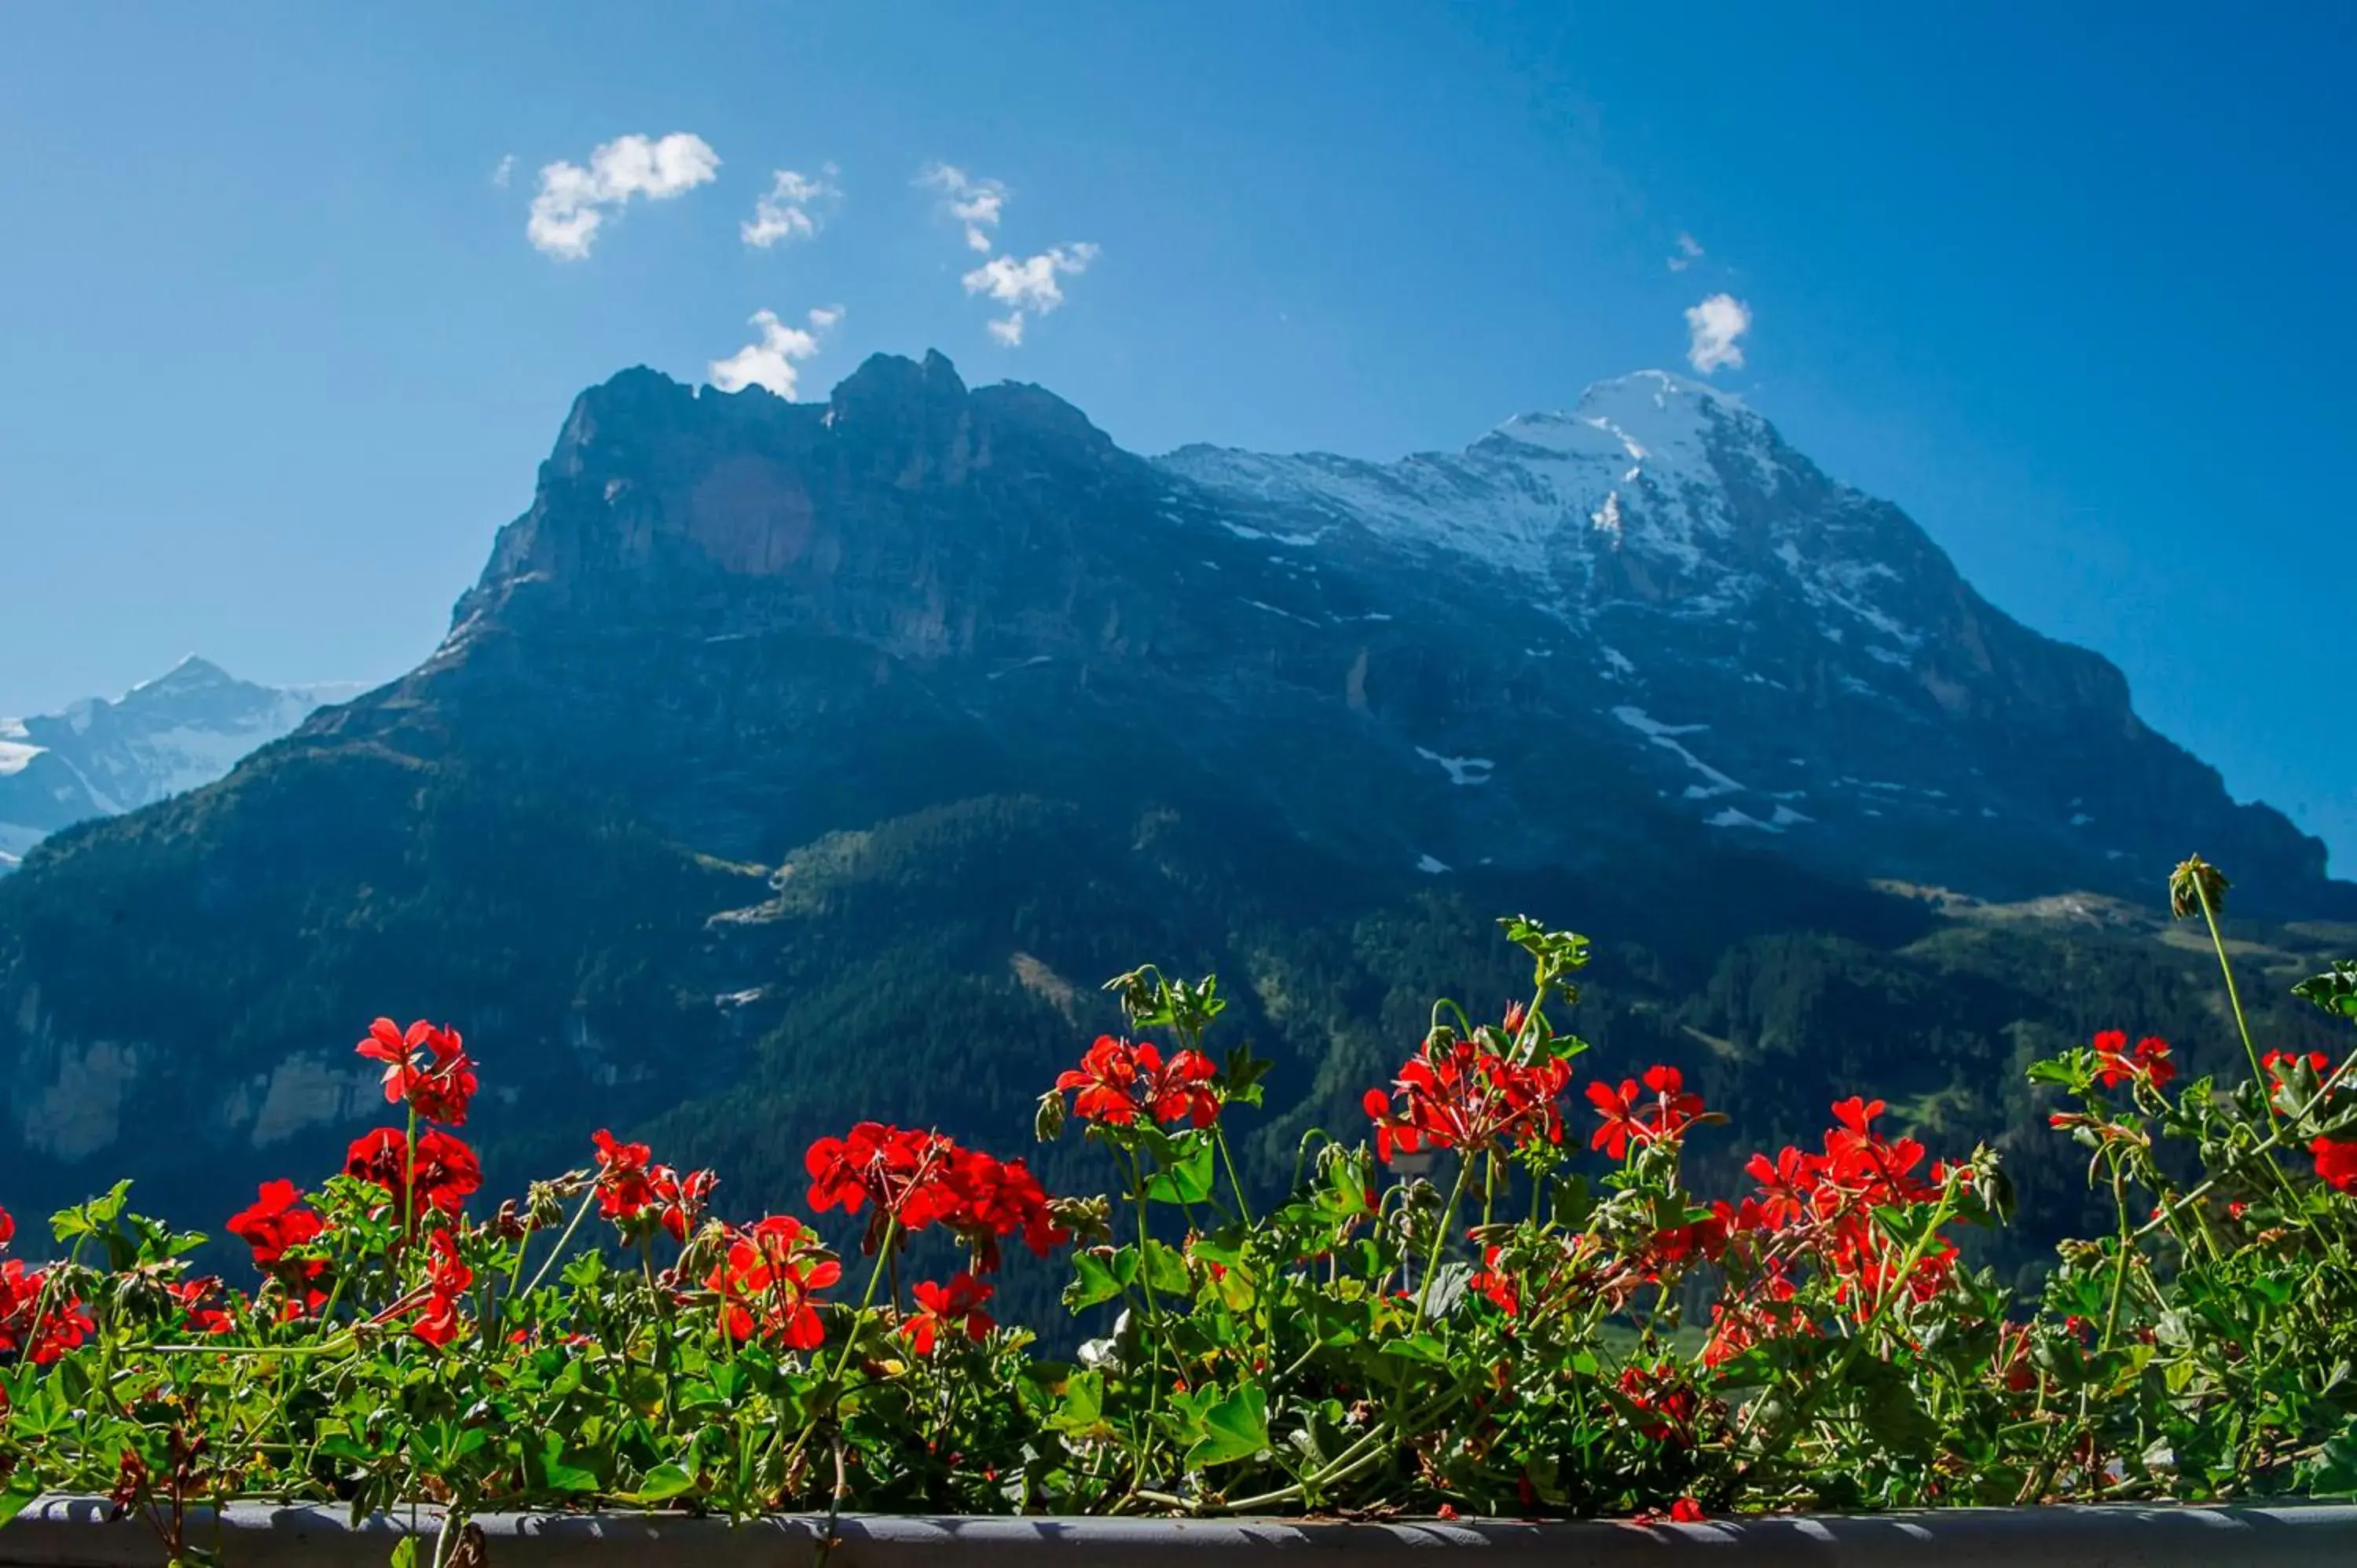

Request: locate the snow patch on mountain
(1416, 748), (1495, 786)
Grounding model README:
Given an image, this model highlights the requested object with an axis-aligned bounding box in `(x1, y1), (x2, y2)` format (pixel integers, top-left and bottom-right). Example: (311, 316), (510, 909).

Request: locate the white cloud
(917, 162), (1008, 251)
(742, 165), (841, 248)
(1668, 232), (1703, 272)
(709, 306), (843, 398)
(527, 131), (720, 259)
(962, 244), (1098, 345)
(1684, 292), (1751, 373)
(491, 154), (516, 189)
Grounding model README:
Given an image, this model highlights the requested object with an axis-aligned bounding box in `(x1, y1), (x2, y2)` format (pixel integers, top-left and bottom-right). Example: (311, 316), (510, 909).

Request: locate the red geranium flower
(1585, 1066), (1703, 1161)
(1468, 1244), (1519, 1316)
(903, 1272), (995, 1354)
(165, 1277), (238, 1338)
(2313, 1138), (2357, 1193)
(345, 1128), (482, 1218)
(409, 1229), (474, 1349)
(649, 1164), (717, 1244)
(2091, 1031), (2175, 1090)
(0, 1203), (13, 1251)
(592, 1130), (655, 1221)
(226, 1179), (325, 1267)
(356, 1017), (478, 1127)
(0, 1258), (90, 1365)
(709, 1215), (841, 1350)
(1670, 1498), (1706, 1523)
(805, 1123), (1065, 1269)
(1365, 1039), (1571, 1162)
(1056, 1037), (1223, 1128)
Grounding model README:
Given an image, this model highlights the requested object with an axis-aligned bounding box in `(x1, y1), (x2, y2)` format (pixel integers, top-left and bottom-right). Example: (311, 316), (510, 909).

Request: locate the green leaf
(50, 1179), (133, 1242)
(1380, 1331), (1448, 1365)
(1064, 1247), (1138, 1310)
(536, 1431), (602, 1493)
(2298, 1417), (2357, 1497)
(0, 1471), (42, 1531)
(1144, 1137), (1218, 1206)
(616, 1463), (700, 1504)
(1047, 1369), (1108, 1437)
(1184, 1383), (1270, 1468)
(1143, 1239), (1193, 1299)
(1851, 1359), (1940, 1458)
(2294, 962), (2357, 1023)
(1549, 1174), (1594, 1230)
(389, 1540), (420, 1568)
(1223, 1042), (1273, 1108)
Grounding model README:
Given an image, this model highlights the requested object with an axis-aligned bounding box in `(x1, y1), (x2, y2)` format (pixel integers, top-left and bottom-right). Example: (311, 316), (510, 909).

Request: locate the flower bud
(2168, 855), (2229, 921)
(1034, 1088), (1067, 1144)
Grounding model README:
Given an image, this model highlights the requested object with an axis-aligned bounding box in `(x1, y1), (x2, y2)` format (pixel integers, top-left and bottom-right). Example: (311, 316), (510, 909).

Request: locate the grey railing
(5, 1497), (2355, 1567)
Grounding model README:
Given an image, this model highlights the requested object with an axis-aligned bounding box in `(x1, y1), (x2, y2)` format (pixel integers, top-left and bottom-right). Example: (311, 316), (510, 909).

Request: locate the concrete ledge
(5, 1497), (2355, 1568)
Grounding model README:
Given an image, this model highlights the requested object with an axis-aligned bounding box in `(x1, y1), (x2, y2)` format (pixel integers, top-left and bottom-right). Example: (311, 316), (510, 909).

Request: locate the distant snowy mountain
(0, 658), (361, 871)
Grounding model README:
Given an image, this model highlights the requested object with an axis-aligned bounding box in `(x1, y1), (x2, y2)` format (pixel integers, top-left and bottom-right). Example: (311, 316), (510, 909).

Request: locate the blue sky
(2, 3), (2351, 869)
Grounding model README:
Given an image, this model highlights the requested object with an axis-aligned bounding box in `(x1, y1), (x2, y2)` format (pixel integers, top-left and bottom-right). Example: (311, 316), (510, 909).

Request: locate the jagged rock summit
(359, 351), (2332, 907)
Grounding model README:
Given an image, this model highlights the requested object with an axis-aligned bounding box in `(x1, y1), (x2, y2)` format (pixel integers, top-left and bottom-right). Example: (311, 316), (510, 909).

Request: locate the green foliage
(2, 879), (2354, 1530)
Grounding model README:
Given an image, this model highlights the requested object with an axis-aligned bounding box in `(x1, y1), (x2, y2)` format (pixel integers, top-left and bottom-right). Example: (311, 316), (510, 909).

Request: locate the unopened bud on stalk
(2169, 855), (2230, 920)
(525, 1182), (566, 1231)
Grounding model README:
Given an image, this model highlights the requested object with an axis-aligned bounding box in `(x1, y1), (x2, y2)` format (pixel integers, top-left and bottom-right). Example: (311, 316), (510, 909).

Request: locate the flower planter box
(6, 1499), (2357, 1568)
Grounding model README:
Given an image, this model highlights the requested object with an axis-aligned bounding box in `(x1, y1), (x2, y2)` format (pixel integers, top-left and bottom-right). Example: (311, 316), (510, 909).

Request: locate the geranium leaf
(1183, 1383), (1270, 1468)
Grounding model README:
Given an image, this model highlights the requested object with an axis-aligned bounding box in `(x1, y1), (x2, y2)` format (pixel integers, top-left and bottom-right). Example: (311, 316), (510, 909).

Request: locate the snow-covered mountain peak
(126, 654), (239, 699)
(0, 660), (363, 874)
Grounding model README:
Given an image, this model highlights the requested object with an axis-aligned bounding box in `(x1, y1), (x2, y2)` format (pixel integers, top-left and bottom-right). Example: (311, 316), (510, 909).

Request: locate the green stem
(1413, 1156), (1476, 1324)
(1213, 1127), (1256, 1225)
(519, 1186), (603, 1299)
(2195, 879), (2274, 1122)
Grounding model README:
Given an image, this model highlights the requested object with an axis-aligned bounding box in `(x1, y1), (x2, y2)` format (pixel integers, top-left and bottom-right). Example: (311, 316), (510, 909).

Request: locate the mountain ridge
(0, 351), (2344, 1259)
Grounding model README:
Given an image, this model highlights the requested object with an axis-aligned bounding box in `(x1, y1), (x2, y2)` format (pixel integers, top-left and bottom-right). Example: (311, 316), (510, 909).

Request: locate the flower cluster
(345, 1127), (483, 1218)
(904, 1271), (995, 1354)
(1585, 1065), (1705, 1160)
(1057, 1035), (1221, 1129)
(225, 1178), (331, 1317)
(2092, 1030), (2176, 1090)
(409, 1229), (473, 1348)
(592, 1130), (717, 1243)
(356, 1017), (479, 1127)
(709, 1215), (841, 1350)
(1362, 1033), (1573, 1162)
(805, 1121), (1064, 1269)
(0, 1208), (90, 1368)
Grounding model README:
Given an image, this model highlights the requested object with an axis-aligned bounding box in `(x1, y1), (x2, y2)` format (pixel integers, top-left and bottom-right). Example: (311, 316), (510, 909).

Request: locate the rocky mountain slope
(0, 354), (2344, 1253)
(0, 658), (360, 872)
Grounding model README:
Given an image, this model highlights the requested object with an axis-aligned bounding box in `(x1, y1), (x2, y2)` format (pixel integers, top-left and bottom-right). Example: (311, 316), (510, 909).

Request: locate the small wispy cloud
(491, 154), (516, 189)
(709, 306), (844, 398)
(742, 165), (841, 248)
(962, 244), (1099, 346)
(1684, 293), (1751, 373)
(917, 162), (1008, 252)
(527, 131), (720, 260)
(1667, 232), (1704, 272)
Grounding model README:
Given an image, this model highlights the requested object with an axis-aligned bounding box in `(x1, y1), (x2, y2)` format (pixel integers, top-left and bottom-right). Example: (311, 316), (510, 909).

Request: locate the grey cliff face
(319, 355), (2333, 908)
